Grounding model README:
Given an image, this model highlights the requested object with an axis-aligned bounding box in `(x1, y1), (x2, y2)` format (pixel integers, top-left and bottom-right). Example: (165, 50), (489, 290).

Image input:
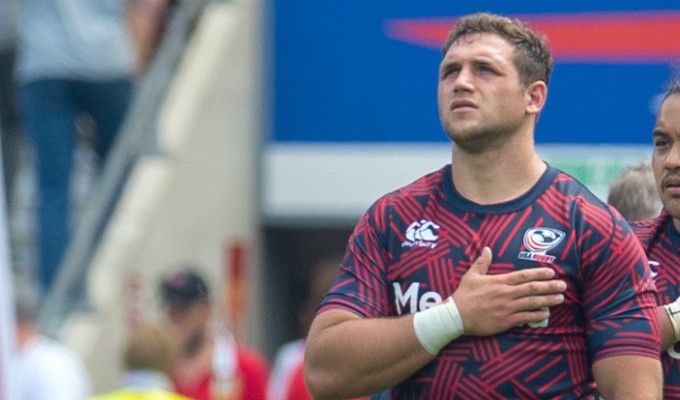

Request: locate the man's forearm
(305, 310), (435, 399)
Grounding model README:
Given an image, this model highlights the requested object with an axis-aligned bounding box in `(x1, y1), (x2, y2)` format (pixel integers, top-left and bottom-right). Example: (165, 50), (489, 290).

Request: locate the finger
(469, 246), (493, 275)
(508, 309), (553, 327)
(513, 280), (567, 299)
(503, 267), (557, 286)
(510, 292), (565, 313)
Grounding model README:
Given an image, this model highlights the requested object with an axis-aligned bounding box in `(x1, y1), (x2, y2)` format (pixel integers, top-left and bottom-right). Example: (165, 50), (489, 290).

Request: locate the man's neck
(451, 137), (546, 205)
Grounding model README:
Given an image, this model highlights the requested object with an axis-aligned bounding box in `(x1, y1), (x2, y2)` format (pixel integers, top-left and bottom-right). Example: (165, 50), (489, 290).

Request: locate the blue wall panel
(272, 1), (680, 144)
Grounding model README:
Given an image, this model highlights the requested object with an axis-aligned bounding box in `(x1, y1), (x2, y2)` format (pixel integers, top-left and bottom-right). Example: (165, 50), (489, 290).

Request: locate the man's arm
(592, 356), (662, 400)
(126, 0), (170, 77)
(305, 310), (433, 400)
(304, 248), (567, 399)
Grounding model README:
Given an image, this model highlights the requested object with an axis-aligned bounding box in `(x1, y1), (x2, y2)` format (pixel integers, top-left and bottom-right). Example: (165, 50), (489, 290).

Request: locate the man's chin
(184, 333), (205, 355)
(451, 133), (502, 154)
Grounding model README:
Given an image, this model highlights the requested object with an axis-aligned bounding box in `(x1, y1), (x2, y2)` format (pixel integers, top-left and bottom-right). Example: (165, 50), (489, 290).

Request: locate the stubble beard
(662, 193), (680, 220)
(183, 329), (208, 357)
(445, 121), (515, 155)
(659, 171), (680, 223)
(666, 199), (680, 233)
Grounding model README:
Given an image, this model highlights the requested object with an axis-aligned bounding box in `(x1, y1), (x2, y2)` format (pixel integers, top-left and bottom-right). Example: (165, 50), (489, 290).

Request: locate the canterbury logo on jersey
(402, 219), (440, 249)
(517, 227), (565, 264)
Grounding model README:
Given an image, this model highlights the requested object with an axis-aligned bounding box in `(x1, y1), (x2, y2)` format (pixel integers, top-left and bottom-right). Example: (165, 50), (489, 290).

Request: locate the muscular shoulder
(551, 170), (620, 227)
(371, 166), (448, 213)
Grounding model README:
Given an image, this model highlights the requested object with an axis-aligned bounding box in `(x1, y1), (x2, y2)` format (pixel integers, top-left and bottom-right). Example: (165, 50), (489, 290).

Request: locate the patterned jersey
(319, 164), (659, 399)
(631, 211), (680, 399)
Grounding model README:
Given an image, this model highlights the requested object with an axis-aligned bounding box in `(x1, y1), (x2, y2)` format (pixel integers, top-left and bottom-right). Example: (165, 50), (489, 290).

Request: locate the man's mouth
(450, 99), (477, 111)
(663, 175), (680, 193)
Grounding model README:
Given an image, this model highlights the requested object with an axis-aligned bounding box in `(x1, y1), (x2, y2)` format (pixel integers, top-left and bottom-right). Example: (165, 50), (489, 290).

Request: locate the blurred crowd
(2, 0), (177, 298)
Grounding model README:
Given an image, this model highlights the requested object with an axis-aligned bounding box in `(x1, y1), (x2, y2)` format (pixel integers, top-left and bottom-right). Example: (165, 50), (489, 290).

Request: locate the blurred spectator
(267, 255), (342, 400)
(608, 161), (663, 221)
(15, 0), (137, 293)
(11, 279), (92, 400)
(0, 0), (23, 206)
(160, 266), (270, 400)
(91, 323), (192, 400)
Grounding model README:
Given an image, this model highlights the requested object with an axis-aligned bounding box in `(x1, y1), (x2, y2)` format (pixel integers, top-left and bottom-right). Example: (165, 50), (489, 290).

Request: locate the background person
(304, 12), (661, 399)
(631, 81), (680, 398)
(15, 0), (138, 294)
(11, 279), (92, 400)
(160, 266), (270, 400)
(91, 323), (191, 400)
(608, 161), (662, 221)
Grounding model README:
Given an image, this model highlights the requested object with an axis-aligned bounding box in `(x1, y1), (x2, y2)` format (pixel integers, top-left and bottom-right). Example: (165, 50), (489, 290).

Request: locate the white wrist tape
(413, 297), (464, 355)
(664, 297), (680, 343)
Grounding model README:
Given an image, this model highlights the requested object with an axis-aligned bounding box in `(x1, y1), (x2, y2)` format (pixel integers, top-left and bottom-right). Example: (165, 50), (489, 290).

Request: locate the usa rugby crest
(517, 228), (565, 264)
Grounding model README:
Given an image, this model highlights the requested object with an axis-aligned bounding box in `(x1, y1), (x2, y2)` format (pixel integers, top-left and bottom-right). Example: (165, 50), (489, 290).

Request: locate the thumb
(470, 246), (493, 275)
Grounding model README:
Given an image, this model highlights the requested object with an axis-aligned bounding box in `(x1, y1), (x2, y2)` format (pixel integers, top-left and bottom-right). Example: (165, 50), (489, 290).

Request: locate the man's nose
(453, 67), (474, 92)
(664, 142), (680, 171)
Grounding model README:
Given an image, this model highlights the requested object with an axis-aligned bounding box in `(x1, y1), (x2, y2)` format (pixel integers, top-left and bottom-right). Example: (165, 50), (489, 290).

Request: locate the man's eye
(443, 68), (459, 78)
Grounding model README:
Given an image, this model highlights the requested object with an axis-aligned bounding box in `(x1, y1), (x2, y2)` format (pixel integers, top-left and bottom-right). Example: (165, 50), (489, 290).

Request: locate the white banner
(263, 143), (652, 220)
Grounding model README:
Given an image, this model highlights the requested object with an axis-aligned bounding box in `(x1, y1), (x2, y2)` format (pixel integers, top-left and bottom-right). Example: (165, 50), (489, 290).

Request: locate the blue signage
(271, 1), (680, 144)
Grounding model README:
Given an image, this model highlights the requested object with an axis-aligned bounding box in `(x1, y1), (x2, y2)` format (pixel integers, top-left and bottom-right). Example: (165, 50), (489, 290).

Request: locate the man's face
(165, 300), (212, 352)
(437, 32), (531, 152)
(652, 93), (680, 230)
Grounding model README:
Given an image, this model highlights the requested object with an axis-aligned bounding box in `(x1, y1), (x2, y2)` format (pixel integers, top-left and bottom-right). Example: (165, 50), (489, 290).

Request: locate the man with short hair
(304, 12), (661, 399)
(91, 323), (191, 400)
(159, 267), (270, 400)
(631, 81), (680, 398)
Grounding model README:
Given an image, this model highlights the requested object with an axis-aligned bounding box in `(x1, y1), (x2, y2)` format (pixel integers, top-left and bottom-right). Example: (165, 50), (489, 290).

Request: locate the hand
(452, 247), (566, 336)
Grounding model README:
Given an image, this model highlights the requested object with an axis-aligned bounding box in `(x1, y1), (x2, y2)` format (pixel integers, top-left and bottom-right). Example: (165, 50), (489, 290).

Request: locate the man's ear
(526, 81), (547, 116)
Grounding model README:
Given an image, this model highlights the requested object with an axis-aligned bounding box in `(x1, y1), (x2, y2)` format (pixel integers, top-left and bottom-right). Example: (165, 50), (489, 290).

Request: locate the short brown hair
(608, 162), (662, 221)
(663, 80), (680, 101)
(442, 13), (554, 87)
(124, 324), (179, 376)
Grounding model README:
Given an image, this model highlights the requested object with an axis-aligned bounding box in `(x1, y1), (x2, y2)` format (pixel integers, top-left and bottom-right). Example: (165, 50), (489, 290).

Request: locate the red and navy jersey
(631, 211), (680, 399)
(319, 164), (659, 399)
